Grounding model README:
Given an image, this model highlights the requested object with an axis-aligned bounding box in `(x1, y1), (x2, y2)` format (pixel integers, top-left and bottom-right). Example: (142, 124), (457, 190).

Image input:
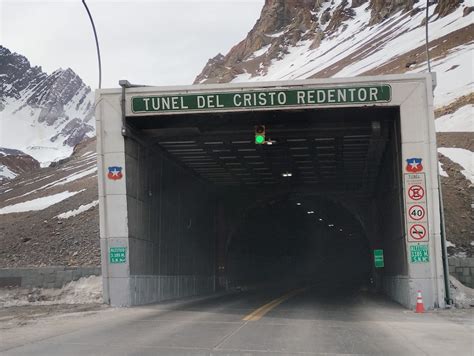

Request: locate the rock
(463, 6), (474, 16)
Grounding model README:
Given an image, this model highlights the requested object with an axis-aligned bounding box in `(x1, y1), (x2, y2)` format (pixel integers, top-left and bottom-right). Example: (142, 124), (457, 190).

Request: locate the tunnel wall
(124, 137), (216, 305)
(372, 121), (410, 306)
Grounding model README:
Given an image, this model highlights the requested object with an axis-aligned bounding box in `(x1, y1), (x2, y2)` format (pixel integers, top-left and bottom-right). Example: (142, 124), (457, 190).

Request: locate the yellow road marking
(242, 288), (306, 321)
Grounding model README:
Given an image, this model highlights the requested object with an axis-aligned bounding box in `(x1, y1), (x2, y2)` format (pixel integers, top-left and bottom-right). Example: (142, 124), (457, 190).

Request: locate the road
(1, 286), (472, 355)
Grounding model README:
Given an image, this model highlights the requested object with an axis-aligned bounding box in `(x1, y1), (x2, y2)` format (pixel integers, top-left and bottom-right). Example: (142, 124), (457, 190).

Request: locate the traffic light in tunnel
(255, 125), (265, 144)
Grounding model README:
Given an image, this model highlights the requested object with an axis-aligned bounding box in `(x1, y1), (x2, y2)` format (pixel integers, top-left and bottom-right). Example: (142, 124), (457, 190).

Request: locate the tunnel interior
(225, 194), (370, 288)
(124, 106), (405, 302)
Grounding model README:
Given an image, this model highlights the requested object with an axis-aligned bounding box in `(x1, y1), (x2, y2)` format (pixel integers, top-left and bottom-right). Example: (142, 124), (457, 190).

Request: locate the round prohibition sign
(409, 224), (427, 240)
(408, 185), (425, 201)
(408, 205), (425, 221)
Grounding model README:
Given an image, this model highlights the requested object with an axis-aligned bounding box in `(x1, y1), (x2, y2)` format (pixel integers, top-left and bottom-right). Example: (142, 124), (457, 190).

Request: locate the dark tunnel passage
(226, 195), (370, 289)
(122, 105), (404, 303)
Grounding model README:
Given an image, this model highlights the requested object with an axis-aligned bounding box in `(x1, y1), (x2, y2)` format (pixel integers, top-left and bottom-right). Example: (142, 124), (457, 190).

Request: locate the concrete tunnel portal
(97, 76), (447, 309)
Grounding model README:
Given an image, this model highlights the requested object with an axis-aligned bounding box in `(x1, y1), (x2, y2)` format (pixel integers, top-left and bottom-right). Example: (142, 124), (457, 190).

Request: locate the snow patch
(247, 44), (272, 61)
(0, 164), (17, 180)
(49, 166), (97, 188)
(435, 105), (473, 132)
(438, 147), (474, 183)
(449, 275), (474, 309)
(0, 190), (84, 214)
(445, 240), (456, 248)
(57, 200), (99, 219)
(0, 275), (102, 307)
(439, 161), (449, 177)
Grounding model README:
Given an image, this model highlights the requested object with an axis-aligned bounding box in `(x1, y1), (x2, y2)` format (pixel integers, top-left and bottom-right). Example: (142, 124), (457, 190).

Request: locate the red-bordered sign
(409, 224), (427, 240)
(408, 185), (424, 201)
(408, 205), (425, 221)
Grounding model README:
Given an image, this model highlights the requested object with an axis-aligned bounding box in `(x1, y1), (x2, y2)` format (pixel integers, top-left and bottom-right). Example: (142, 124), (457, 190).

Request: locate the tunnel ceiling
(127, 107), (398, 195)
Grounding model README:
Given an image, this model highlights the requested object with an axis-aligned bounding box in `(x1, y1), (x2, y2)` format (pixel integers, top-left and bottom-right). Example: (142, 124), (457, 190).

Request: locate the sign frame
(109, 247), (127, 264)
(410, 244), (430, 263)
(374, 249), (384, 268)
(130, 85), (392, 115)
(404, 173), (429, 243)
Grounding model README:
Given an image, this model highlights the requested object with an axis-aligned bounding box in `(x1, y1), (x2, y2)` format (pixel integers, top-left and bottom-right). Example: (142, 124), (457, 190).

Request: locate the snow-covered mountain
(196, 0), (473, 252)
(0, 46), (95, 173)
(0, 0), (471, 268)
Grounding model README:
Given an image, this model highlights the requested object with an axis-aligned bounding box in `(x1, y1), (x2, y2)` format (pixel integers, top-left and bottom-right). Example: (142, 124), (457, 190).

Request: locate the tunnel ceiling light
(339, 228), (343, 232)
(282, 172), (292, 177)
(319, 218), (323, 221)
(296, 202), (301, 206)
(328, 224), (334, 227)
(307, 210), (314, 214)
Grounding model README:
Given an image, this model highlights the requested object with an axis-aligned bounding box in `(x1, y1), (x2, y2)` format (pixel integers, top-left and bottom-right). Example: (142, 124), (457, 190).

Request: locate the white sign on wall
(404, 173), (429, 243)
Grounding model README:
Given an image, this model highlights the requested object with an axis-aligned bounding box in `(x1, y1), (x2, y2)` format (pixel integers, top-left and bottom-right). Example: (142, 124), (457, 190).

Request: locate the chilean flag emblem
(406, 158), (423, 173)
(107, 166), (123, 180)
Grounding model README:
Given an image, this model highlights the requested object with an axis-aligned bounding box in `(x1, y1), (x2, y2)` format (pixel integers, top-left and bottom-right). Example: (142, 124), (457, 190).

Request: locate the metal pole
(82, 0), (102, 89)
(119, 80), (131, 137)
(438, 173), (452, 305)
(425, 0), (432, 72)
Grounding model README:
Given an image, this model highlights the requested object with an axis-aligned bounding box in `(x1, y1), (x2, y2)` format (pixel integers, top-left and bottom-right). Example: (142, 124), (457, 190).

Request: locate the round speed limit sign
(408, 205), (425, 221)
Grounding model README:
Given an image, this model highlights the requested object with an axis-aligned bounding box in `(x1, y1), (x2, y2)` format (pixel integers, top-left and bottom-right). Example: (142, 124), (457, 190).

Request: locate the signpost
(374, 249), (384, 268)
(131, 85), (392, 114)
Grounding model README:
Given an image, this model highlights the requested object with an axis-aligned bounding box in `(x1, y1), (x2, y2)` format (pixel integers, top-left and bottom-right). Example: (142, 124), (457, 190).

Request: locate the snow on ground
(446, 240), (456, 248)
(0, 190), (84, 214)
(49, 166), (97, 188)
(0, 276), (102, 307)
(57, 200), (98, 219)
(427, 45), (474, 108)
(246, 44), (272, 61)
(438, 147), (474, 183)
(439, 161), (449, 177)
(449, 275), (474, 308)
(435, 105), (473, 132)
(4, 166), (96, 203)
(0, 164), (17, 180)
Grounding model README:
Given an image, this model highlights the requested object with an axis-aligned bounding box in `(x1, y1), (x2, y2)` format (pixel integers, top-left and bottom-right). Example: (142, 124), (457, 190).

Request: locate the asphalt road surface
(1, 286), (472, 355)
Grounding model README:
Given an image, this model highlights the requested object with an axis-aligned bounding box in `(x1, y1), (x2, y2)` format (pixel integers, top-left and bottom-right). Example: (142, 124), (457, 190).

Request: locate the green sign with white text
(410, 245), (429, 263)
(131, 85), (392, 114)
(374, 249), (384, 268)
(109, 247), (127, 264)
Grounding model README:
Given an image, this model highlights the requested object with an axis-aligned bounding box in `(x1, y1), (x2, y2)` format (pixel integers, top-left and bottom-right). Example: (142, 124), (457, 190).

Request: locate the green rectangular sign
(131, 85), (392, 114)
(410, 245), (429, 263)
(109, 247), (127, 264)
(374, 249), (384, 268)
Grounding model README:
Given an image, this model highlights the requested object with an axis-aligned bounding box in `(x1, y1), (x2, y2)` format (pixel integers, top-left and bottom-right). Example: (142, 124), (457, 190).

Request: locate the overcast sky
(1, 0), (264, 89)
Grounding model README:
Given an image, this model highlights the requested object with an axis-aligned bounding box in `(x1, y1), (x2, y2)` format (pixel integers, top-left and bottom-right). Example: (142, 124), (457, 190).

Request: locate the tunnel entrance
(125, 105), (402, 296)
(97, 76), (446, 308)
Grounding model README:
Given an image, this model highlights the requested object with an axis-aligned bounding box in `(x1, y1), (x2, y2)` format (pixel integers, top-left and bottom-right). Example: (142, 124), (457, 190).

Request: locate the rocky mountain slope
(0, 0), (471, 268)
(0, 138), (99, 267)
(195, 0), (473, 254)
(0, 46), (95, 176)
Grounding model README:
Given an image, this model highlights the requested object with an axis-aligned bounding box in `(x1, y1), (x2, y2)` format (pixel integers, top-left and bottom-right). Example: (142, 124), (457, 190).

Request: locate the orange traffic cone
(415, 290), (425, 313)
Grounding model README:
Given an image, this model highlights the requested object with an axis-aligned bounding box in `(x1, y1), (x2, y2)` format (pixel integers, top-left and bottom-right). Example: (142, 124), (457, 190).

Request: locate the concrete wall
(124, 136), (216, 305)
(0, 266), (101, 289)
(449, 257), (474, 288)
